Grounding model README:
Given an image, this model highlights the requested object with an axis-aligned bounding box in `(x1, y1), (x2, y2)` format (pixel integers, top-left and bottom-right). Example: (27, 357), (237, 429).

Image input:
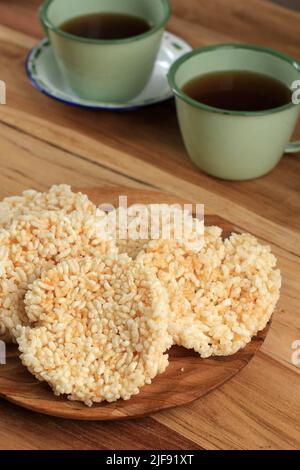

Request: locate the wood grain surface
(0, 0), (299, 450)
(0, 188), (270, 421)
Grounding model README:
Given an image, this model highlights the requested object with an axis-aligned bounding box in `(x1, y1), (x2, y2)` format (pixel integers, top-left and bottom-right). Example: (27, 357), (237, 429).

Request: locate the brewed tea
(181, 71), (292, 112)
(60, 13), (151, 40)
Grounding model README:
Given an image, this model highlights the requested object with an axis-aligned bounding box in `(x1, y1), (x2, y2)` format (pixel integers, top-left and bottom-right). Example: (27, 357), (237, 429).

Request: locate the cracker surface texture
(0, 185), (97, 229)
(137, 229), (281, 357)
(108, 204), (204, 259)
(0, 210), (114, 342)
(18, 255), (171, 405)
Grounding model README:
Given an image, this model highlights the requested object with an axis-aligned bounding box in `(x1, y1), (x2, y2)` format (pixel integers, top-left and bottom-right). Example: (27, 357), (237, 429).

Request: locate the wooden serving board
(0, 188), (270, 421)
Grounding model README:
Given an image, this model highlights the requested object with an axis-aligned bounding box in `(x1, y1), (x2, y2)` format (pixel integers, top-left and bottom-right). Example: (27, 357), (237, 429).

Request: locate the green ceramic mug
(40, 0), (171, 102)
(168, 44), (300, 181)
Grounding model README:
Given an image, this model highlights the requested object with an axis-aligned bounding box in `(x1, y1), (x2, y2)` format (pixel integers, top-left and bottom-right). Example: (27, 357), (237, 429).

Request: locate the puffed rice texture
(137, 229), (281, 357)
(0, 210), (115, 342)
(0, 185), (97, 229)
(107, 204), (204, 259)
(18, 254), (172, 406)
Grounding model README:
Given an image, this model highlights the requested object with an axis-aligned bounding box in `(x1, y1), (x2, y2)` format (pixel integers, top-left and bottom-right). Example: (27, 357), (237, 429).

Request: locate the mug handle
(285, 141), (300, 154)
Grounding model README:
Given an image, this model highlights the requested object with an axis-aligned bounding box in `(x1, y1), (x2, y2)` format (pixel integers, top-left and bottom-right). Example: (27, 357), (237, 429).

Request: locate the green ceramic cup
(168, 44), (300, 181)
(40, 0), (171, 102)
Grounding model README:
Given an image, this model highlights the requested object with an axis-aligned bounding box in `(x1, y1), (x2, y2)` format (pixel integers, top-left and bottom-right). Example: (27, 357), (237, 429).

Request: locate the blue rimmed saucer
(25, 32), (192, 110)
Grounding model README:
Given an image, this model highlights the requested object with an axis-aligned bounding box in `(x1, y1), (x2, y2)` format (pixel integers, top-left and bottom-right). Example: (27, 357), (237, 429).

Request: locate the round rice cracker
(107, 204), (204, 259)
(137, 229), (281, 358)
(0, 210), (115, 343)
(17, 254), (172, 406)
(0, 185), (97, 229)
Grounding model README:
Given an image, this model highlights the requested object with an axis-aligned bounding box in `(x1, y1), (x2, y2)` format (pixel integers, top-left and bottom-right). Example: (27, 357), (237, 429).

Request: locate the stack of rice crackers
(0, 185), (281, 406)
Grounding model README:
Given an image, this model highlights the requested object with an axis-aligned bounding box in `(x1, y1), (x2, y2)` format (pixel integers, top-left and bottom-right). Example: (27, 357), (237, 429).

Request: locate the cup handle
(285, 141), (300, 154)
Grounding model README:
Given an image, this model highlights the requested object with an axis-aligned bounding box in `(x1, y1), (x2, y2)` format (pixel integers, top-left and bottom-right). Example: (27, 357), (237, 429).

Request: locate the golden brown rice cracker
(0, 210), (115, 343)
(18, 254), (172, 406)
(108, 204), (204, 259)
(0, 185), (97, 229)
(137, 229), (281, 357)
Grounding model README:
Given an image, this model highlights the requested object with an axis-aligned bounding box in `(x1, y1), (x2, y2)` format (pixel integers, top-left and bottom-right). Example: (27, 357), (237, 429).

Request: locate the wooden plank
(0, 0), (42, 39)
(0, 123), (150, 197)
(170, 0), (300, 58)
(155, 353), (300, 450)
(0, 399), (202, 450)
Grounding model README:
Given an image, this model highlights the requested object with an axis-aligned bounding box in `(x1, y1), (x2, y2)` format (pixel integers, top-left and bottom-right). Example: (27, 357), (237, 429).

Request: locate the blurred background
(272, 0), (300, 9)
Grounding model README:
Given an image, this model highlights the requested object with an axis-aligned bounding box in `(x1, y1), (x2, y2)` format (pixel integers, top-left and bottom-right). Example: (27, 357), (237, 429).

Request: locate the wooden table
(0, 0), (299, 451)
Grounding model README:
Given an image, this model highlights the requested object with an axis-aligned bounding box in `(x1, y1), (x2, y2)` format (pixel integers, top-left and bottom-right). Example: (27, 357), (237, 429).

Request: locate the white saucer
(25, 32), (192, 110)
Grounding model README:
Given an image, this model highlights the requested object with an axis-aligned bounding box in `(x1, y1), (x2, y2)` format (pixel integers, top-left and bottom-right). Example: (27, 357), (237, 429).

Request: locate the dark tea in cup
(181, 71), (292, 112)
(60, 13), (152, 40)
